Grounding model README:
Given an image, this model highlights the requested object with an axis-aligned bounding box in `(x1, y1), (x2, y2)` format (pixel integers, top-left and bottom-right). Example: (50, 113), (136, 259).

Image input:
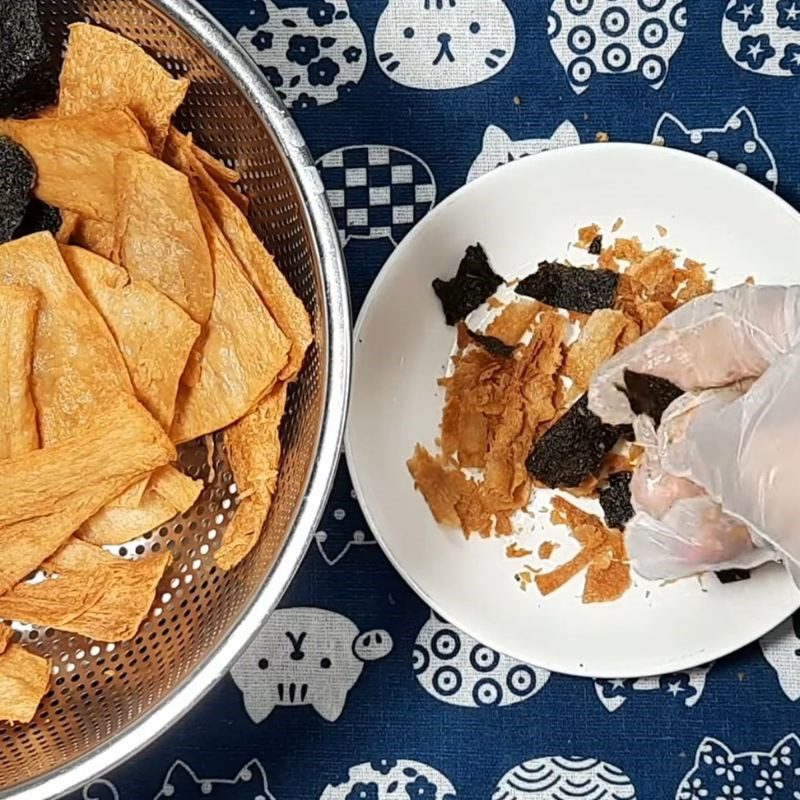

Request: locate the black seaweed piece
(622, 370), (684, 427)
(14, 198), (61, 239)
(432, 244), (503, 326)
(599, 471), (634, 531)
(526, 394), (628, 488)
(516, 261), (619, 314)
(0, 136), (36, 244)
(715, 569), (751, 584)
(0, 0), (57, 118)
(588, 235), (603, 255)
(467, 328), (516, 359)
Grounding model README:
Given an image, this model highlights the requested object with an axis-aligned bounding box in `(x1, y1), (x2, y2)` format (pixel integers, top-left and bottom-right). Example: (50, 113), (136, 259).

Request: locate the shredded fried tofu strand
(0, 286), (39, 459)
(0, 644), (50, 724)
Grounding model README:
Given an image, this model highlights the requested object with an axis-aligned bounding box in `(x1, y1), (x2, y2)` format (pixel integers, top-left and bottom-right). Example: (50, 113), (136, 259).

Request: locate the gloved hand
(588, 284), (800, 583)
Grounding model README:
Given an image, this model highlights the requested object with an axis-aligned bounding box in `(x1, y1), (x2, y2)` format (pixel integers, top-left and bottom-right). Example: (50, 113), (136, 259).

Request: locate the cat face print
(652, 107), (779, 190)
(374, 0), (516, 90)
(467, 121), (580, 182)
(153, 759), (274, 800)
(548, 0), (687, 94)
(231, 607), (393, 723)
(676, 734), (800, 800)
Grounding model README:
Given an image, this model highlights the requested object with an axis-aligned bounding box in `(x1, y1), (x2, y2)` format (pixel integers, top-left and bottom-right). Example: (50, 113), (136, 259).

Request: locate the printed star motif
(666, 681), (686, 697)
(735, 33), (776, 69)
(725, 0), (764, 31)
(609, 679), (627, 691)
(778, 0), (800, 30)
(779, 42), (800, 73)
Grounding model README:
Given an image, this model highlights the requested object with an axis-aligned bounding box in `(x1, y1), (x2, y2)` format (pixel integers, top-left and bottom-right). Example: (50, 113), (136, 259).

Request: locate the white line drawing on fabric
(320, 759), (457, 799)
(675, 734), (800, 799)
(653, 106), (779, 190)
(761, 615), (800, 701)
(413, 611), (550, 708)
(232, 607), (393, 723)
(594, 664), (713, 713)
(236, 0), (367, 109)
(82, 779), (120, 800)
(548, 0), (687, 94)
(492, 756), (637, 800)
(722, 0), (800, 77)
(374, 0), (515, 90)
(316, 144), (437, 247)
(467, 121), (581, 183)
(314, 529), (377, 566)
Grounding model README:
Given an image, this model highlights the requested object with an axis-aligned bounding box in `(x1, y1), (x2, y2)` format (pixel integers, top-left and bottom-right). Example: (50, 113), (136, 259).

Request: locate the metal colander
(1, 1), (349, 797)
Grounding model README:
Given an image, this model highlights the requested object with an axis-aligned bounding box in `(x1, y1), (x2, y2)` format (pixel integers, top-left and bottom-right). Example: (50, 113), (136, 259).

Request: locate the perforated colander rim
(2, 1), (350, 797)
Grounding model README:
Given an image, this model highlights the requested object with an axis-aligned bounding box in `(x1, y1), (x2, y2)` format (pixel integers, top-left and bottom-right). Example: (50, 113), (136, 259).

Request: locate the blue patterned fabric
(75, 3), (800, 799)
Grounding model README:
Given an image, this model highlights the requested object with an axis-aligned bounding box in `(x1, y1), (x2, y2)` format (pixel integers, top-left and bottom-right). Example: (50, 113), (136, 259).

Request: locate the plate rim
(346, 142), (800, 678)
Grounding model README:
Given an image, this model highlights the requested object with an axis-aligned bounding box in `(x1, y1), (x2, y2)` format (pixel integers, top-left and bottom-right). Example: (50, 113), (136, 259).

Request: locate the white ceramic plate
(346, 143), (800, 678)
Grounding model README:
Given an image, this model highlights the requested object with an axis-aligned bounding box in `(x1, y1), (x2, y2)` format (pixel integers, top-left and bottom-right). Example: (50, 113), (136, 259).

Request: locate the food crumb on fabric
(595, 131), (609, 143)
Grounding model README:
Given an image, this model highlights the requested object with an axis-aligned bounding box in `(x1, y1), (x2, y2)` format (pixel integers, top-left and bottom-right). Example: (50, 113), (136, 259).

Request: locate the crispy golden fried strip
(217, 385), (287, 570)
(59, 23), (189, 155)
(79, 465), (202, 545)
(0, 643), (50, 724)
(112, 150), (214, 325)
(165, 130), (311, 380)
(0, 624), (12, 654)
(0, 540), (171, 642)
(170, 202), (289, 444)
(61, 245), (200, 431)
(0, 393), (175, 594)
(0, 287), (39, 459)
(0, 110), (150, 222)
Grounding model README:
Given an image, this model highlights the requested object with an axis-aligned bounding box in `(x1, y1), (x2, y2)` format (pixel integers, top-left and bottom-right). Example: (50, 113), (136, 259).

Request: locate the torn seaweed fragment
(715, 569), (751, 584)
(622, 369), (683, 427)
(467, 328), (516, 359)
(599, 471), (634, 530)
(516, 261), (619, 314)
(432, 243), (503, 325)
(588, 235), (603, 255)
(526, 394), (627, 488)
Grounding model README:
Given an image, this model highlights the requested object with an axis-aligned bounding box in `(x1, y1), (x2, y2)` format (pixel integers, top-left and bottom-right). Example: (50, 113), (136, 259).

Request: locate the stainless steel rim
(3, 1), (351, 797)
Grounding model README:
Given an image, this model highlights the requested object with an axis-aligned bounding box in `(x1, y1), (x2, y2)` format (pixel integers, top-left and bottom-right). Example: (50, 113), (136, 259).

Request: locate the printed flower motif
(735, 33), (776, 69)
(755, 767), (785, 792)
(344, 46), (363, 63)
(251, 30), (273, 51)
(287, 35), (320, 66)
(370, 759), (397, 775)
(779, 43), (800, 74)
(262, 66), (283, 88)
(778, 0), (800, 30)
(308, 0), (336, 26)
(244, 0), (270, 30)
(336, 80), (358, 98)
(720, 785), (743, 797)
(680, 777), (709, 799)
(293, 93), (318, 110)
(711, 753), (744, 783)
(308, 57), (341, 86)
(346, 783), (379, 800)
(406, 775), (439, 800)
(725, 0), (764, 31)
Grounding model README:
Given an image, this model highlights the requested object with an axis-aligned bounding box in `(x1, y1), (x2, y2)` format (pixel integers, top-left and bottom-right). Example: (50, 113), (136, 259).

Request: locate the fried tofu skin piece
(61, 245), (200, 431)
(164, 130), (311, 380)
(170, 203), (289, 444)
(0, 539), (171, 642)
(217, 385), (287, 570)
(59, 23), (188, 155)
(0, 286), (39, 458)
(79, 465), (202, 545)
(0, 393), (175, 594)
(0, 110), (150, 222)
(112, 150), (214, 325)
(0, 639), (50, 724)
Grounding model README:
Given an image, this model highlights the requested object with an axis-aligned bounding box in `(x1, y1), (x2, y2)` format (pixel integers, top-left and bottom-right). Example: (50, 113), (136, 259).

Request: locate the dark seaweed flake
(433, 244), (503, 325)
(526, 394), (628, 488)
(0, 136), (36, 243)
(588, 235), (603, 255)
(14, 198), (60, 239)
(599, 471), (634, 530)
(0, 0), (57, 118)
(715, 569), (751, 584)
(622, 370), (684, 427)
(467, 328), (516, 359)
(516, 261), (619, 314)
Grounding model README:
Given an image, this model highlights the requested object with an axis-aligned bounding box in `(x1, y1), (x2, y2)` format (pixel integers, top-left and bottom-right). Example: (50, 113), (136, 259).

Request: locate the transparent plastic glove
(589, 284), (800, 425)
